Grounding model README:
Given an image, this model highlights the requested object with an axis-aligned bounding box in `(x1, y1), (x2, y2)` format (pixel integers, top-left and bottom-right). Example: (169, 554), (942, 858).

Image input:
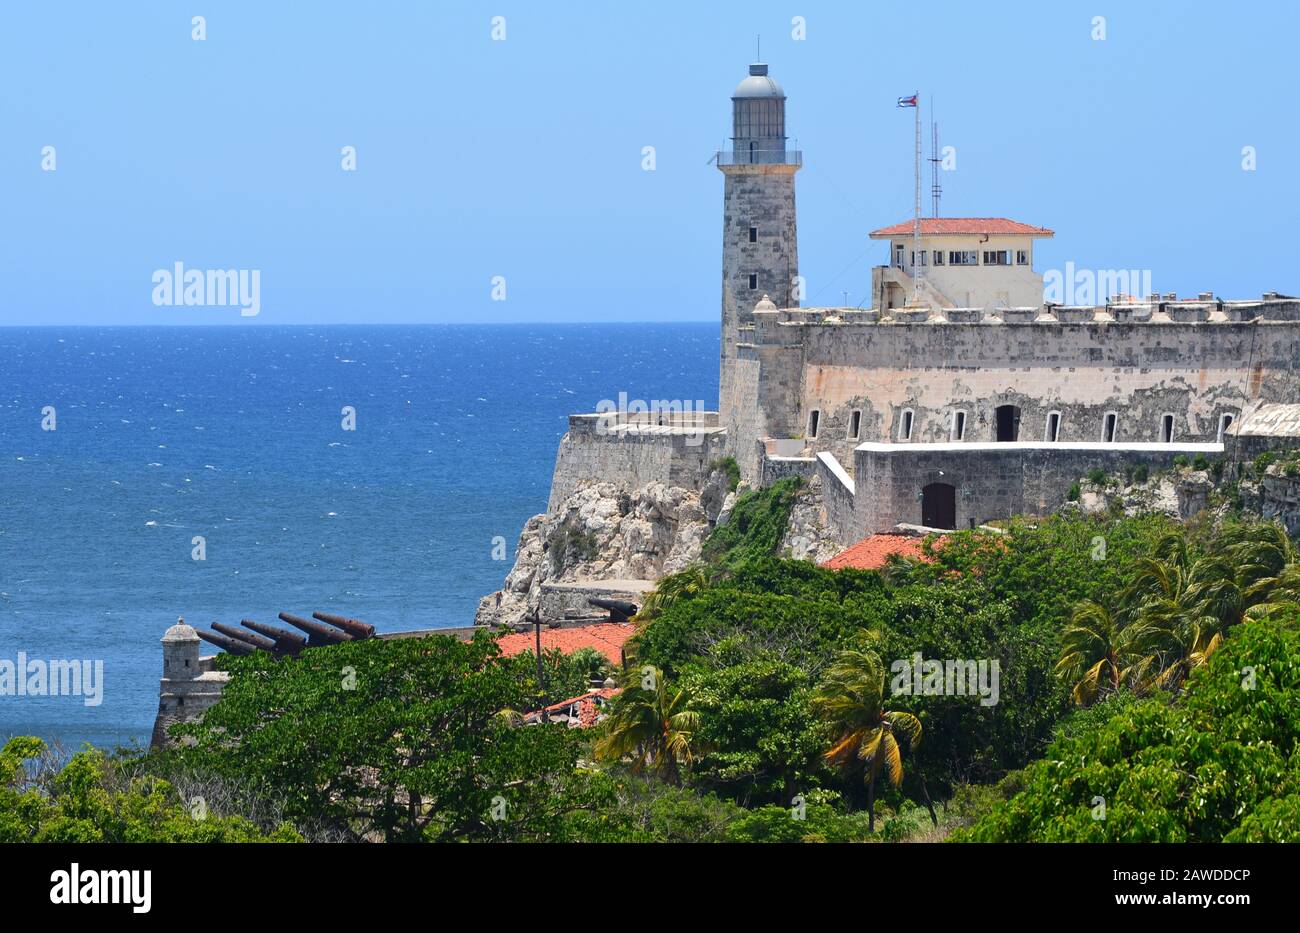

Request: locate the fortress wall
(852, 442), (1223, 534)
(785, 321), (1300, 461)
(816, 452), (859, 543)
(721, 353), (766, 484)
(548, 416), (728, 510)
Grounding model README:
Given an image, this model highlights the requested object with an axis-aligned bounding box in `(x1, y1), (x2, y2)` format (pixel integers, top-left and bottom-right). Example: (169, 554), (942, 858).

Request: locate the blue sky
(2, 1), (1296, 325)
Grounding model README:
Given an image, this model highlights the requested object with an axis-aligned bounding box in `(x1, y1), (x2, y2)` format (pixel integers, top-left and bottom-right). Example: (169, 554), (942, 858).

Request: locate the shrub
(1085, 467), (1107, 485)
(1131, 463), (1149, 483)
(1255, 451), (1277, 473)
(1172, 454), (1189, 468)
(1192, 453), (1210, 471)
(1066, 482), (1081, 501)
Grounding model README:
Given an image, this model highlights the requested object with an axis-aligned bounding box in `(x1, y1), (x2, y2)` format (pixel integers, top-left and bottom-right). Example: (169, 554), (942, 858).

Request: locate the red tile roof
(497, 623), (634, 666)
(869, 218), (1054, 238)
(822, 533), (946, 571)
(524, 687), (622, 726)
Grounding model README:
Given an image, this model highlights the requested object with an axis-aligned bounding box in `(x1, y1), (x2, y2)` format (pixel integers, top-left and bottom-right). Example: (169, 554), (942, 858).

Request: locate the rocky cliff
(476, 469), (738, 629)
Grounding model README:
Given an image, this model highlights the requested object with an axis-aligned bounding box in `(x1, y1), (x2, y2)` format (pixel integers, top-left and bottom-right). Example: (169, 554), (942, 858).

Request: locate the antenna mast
(929, 112), (942, 217)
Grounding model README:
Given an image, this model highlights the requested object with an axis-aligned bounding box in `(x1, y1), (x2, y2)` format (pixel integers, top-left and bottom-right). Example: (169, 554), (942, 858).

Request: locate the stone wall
(843, 441), (1224, 536)
(730, 299), (1300, 476)
(548, 412), (727, 510)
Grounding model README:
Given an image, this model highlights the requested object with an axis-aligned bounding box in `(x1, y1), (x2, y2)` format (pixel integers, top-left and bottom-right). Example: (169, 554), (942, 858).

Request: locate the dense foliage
(157, 633), (606, 841)
(0, 737), (298, 842)
(956, 618), (1300, 841)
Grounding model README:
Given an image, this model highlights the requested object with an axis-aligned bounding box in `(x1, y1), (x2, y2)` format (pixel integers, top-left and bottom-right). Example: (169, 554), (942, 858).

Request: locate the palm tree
(594, 667), (703, 785)
(638, 565), (710, 620)
(811, 644), (926, 832)
(1056, 599), (1140, 705)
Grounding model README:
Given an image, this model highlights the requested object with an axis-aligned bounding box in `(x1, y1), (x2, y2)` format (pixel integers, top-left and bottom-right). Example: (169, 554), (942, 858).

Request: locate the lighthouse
(717, 61), (802, 474)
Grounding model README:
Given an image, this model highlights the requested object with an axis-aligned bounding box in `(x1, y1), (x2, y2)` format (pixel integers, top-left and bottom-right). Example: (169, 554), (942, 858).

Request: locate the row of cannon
(195, 612), (376, 657)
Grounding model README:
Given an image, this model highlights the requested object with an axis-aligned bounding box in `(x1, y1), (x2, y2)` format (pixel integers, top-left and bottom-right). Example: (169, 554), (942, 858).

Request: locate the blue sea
(0, 324), (719, 751)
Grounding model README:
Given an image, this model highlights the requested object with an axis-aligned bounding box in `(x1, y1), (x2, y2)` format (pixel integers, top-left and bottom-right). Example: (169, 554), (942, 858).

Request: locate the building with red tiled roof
(822, 533), (946, 571)
(869, 218), (1054, 238)
(524, 686), (622, 728)
(869, 217), (1053, 312)
(497, 623), (634, 668)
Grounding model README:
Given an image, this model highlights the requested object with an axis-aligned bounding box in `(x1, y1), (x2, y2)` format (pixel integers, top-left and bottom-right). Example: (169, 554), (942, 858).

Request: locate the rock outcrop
(778, 473), (842, 564)
(476, 470), (733, 630)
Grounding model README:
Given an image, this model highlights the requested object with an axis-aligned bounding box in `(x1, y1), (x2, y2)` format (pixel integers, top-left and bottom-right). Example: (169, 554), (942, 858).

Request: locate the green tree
(811, 643), (927, 832)
(167, 632), (600, 841)
(595, 667), (705, 785)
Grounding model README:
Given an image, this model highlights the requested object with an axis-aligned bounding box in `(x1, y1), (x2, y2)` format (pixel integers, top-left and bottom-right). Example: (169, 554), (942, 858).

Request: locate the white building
(869, 217), (1053, 311)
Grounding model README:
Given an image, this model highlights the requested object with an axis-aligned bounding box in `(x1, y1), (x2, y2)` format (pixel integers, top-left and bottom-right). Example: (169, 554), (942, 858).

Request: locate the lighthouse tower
(717, 61), (801, 476)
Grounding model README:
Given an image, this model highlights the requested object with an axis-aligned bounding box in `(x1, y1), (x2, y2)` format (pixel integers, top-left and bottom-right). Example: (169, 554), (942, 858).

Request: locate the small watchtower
(150, 618), (229, 748)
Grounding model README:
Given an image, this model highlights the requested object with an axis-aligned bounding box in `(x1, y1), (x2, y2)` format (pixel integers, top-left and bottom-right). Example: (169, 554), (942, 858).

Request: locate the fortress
(544, 61), (1300, 547)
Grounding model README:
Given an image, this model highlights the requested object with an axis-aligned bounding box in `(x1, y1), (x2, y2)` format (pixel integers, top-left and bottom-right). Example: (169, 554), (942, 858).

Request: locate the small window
(1045, 411), (1062, 442)
(1016, 249), (1029, 265)
(949, 250), (978, 266)
(951, 410), (967, 441)
(911, 251), (927, 267)
(849, 410), (862, 440)
(1102, 412), (1119, 443)
(899, 408), (915, 441)
(748, 273), (758, 290)
(933, 250), (945, 266)
(982, 250), (1010, 265)
(1217, 412), (1235, 443)
(748, 226), (758, 243)
(1161, 413), (1175, 443)
(894, 245), (905, 267)
(808, 409), (820, 439)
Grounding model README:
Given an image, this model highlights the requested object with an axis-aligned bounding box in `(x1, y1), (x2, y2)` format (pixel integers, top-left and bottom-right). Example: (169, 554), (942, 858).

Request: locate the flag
(897, 94), (918, 108)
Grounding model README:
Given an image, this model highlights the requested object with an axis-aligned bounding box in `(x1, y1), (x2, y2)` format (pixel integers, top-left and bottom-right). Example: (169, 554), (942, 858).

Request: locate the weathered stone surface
(476, 474), (724, 629)
(779, 473), (843, 564)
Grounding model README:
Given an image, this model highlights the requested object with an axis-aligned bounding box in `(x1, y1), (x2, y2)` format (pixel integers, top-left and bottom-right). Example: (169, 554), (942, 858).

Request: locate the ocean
(0, 323), (719, 751)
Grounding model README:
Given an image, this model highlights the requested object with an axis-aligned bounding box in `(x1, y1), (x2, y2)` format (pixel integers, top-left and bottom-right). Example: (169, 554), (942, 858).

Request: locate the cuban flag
(897, 94), (918, 108)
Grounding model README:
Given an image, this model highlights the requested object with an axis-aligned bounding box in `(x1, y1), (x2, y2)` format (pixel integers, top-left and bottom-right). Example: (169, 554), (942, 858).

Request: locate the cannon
(312, 611), (376, 640)
(196, 628), (253, 656)
(587, 597), (638, 623)
(212, 621), (276, 652)
(240, 618), (307, 655)
(279, 611), (352, 647)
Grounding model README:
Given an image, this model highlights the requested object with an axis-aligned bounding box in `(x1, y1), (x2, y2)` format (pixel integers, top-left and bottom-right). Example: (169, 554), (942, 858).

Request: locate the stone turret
(150, 618), (229, 748)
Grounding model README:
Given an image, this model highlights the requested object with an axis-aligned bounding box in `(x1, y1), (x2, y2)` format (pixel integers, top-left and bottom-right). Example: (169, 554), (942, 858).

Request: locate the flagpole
(913, 89), (922, 305)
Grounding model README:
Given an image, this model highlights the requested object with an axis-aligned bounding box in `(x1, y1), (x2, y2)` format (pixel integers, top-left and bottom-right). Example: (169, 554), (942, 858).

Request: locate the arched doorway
(921, 482), (957, 529)
(995, 404), (1021, 441)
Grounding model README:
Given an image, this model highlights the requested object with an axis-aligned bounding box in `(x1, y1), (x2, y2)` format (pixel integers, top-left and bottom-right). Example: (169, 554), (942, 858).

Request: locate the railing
(716, 149), (803, 167)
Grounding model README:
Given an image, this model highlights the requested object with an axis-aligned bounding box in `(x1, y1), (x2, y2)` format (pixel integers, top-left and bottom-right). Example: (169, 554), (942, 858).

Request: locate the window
(949, 250), (978, 265)
(1217, 412), (1235, 443)
(1016, 249), (1029, 265)
(1045, 411), (1062, 442)
(899, 408), (915, 441)
(911, 251), (927, 267)
(848, 409), (862, 441)
(808, 409), (820, 439)
(983, 250), (1010, 265)
(1161, 413), (1176, 443)
(749, 226), (758, 243)
(748, 273), (758, 290)
(933, 250), (945, 265)
(951, 410), (967, 441)
(895, 245), (905, 267)
(1102, 412), (1119, 443)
